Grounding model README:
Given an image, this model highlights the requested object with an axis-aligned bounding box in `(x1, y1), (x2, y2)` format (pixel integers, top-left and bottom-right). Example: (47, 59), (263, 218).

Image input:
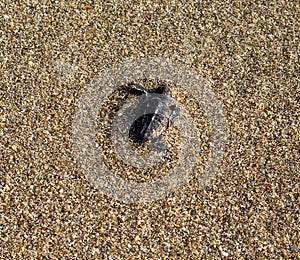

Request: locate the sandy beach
(0, 1), (299, 259)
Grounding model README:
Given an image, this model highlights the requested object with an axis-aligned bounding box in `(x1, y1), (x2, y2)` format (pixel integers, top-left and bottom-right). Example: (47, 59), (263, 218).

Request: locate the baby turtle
(127, 83), (180, 151)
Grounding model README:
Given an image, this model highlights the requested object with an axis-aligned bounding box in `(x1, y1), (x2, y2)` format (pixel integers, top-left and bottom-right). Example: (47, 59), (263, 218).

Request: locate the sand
(0, 0), (299, 259)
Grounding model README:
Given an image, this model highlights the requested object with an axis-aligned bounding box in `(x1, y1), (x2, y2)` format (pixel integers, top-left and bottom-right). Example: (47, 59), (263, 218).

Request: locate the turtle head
(156, 85), (172, 96)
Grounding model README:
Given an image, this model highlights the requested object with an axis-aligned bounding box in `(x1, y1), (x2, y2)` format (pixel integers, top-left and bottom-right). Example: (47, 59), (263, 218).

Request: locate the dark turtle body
(127, 83), (178, 145)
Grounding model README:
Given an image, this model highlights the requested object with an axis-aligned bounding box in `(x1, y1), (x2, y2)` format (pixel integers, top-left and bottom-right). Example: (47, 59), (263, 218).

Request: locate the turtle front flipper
(127, 83), (149, 95)
(168, 105), (180, 127)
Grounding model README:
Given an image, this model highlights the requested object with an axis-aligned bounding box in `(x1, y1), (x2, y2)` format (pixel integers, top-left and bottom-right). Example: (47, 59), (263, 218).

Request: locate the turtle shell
(129, 112), (169, 143)
(128, 91), (172, 143)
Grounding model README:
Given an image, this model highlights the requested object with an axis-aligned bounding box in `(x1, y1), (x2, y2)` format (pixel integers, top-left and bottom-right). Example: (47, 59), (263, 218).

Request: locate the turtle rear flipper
(149, 136), (166, 152)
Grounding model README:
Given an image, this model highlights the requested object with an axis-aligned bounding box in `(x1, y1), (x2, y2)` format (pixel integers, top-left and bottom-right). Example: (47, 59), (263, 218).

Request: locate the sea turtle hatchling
(127, 83), (180, 151)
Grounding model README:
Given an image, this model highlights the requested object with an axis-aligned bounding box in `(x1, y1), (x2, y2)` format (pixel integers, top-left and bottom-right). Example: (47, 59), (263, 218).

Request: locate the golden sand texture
(0, 0), (299, 259)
